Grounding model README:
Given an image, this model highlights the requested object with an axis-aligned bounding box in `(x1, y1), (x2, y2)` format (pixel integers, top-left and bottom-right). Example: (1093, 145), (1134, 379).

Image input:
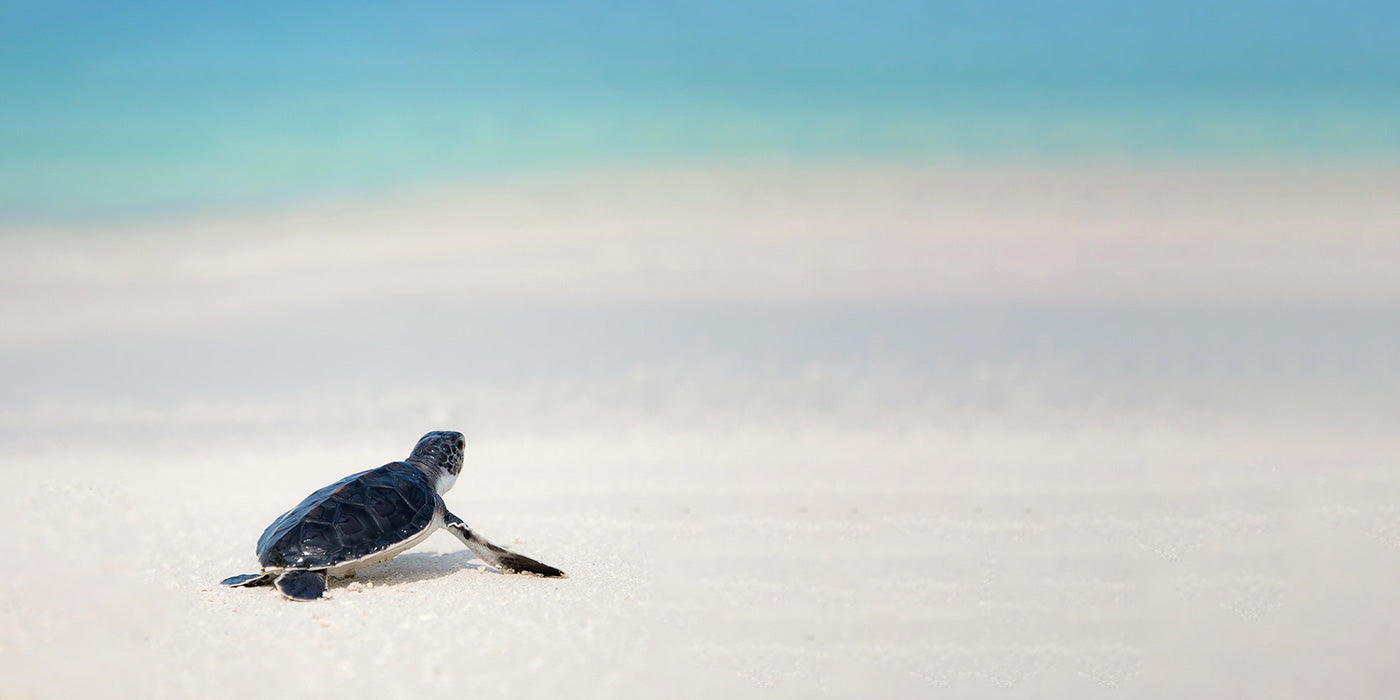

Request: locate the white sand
(2, 165), (1399, 698)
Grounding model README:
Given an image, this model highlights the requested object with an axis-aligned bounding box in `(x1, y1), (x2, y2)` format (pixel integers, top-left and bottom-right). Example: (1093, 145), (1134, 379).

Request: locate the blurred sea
(2, 0), (1398, 220)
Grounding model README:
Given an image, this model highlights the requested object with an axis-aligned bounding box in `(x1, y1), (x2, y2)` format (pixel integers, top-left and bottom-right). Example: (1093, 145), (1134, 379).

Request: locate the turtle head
(407, 430), (466, 494)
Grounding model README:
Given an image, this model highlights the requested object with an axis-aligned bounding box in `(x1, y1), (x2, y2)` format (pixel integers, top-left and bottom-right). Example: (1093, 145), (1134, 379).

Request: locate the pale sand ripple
(2, 166), (1399, 698)
(1, 428), (1398, 698)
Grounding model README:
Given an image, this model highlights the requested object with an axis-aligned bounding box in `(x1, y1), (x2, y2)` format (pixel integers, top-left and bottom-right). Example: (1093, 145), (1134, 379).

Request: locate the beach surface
(2, 165), (1399, 698)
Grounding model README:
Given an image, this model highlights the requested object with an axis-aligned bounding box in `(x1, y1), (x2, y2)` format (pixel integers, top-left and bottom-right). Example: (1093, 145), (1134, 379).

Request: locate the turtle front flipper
(444, 511), (566, 578)
(275, 570), (328, 601)
(221, 572), (274, 587)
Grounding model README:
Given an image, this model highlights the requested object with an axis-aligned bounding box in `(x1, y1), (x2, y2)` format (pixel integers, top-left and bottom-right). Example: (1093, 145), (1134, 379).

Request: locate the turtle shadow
(342, 550), (499, 589)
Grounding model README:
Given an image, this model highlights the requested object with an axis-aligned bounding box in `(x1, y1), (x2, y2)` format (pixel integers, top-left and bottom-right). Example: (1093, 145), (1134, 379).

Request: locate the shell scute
(369, 486), (401, 519)
(334, 507), (370, 537)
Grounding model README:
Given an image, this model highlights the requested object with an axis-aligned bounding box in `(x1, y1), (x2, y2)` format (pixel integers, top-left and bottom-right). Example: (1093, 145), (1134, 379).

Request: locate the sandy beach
(2, 165), (1399, 698)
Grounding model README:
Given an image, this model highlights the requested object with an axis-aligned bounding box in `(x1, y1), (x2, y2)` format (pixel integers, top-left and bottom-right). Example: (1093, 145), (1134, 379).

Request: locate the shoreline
(3, 164), (1399, 347)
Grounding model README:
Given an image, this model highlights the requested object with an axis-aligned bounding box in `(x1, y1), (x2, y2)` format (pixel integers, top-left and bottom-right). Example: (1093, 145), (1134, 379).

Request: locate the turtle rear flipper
(221, 572), (274, 587)
(275, 570), (328, 601)
(444, 512), (566, 578)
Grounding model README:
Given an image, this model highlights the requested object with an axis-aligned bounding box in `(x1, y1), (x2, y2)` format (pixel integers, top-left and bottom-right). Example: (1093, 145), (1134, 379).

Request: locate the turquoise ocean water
(2, 0), (1397, 220)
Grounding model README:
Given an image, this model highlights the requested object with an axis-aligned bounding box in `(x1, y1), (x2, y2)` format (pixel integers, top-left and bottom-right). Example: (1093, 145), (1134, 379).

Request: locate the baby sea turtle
(220, 430), (564, 601)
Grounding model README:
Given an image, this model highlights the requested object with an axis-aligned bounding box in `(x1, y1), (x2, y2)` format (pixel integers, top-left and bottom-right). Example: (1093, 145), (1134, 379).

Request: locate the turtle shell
(256, 462), (438, 570)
